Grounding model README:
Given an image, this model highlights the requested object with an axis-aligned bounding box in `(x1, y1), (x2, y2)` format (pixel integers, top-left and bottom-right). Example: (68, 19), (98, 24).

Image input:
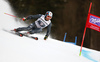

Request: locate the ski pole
(4, 13), (23, 20)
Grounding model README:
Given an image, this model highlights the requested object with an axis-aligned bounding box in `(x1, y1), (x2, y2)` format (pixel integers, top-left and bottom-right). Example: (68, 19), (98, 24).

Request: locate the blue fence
(63, 33), (77, 45)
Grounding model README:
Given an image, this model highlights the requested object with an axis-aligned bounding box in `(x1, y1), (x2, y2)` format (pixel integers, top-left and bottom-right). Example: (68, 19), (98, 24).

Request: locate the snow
(0, 0), (100, 62)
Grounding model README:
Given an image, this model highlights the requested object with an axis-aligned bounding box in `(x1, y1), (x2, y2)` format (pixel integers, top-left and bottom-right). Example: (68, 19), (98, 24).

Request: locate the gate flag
(86, 13), (100, 32)
(79, 2), (100, 56)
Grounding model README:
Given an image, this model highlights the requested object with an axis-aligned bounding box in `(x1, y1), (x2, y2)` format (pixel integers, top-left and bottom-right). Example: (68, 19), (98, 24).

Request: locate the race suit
(17, 14), (52, 36)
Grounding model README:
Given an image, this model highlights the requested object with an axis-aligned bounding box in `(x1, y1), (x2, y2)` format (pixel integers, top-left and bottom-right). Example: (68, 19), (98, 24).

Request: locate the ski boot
(19, 33), (23, 37)
(14, 29), (19, 32)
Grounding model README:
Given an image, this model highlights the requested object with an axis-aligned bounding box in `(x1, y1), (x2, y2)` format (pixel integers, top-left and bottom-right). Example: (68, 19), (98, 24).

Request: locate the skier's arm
(44, 23), (52, 40)
(26, 14), (42, 20)
(22, 14), (42, 21)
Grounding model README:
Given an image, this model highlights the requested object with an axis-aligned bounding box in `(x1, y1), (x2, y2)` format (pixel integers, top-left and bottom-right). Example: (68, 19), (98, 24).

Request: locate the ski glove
(22, 17), (27, 21)
(44, 35), (48, 40)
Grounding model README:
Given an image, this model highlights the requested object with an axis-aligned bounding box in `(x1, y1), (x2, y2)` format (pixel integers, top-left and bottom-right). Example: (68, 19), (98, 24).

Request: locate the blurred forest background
(8, 0), (100, 51)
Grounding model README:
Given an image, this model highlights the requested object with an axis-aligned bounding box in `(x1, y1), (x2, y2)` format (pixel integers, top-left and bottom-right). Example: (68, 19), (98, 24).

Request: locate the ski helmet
(45, 11), (53, 18)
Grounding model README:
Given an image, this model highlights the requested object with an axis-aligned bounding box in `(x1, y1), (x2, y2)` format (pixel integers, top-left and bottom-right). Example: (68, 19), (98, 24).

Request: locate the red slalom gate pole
(88, 2), (92, 13)
(79, 24), (87, 56)
(79, 2), (92, 56)
(4, 13), (23, 20)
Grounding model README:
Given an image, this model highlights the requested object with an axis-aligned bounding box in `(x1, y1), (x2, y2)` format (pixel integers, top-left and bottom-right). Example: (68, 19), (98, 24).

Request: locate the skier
(14, 11), (53, 40)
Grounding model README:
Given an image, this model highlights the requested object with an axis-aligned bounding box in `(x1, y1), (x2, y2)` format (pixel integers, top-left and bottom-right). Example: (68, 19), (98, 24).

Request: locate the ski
(11, 30), (38, 40)
(3, 29), (38, 40)
(20, 33), (38, 40)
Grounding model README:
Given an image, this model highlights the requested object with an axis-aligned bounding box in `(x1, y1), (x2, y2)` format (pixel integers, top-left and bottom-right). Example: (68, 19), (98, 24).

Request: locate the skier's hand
(22, 17), (27, 21)
(44, 35), (48, 40)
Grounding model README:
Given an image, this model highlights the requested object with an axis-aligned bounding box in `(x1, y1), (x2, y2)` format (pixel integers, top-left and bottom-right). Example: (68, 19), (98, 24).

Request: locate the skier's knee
(27, 27), (32, 30)
(29, 31), (34, 34)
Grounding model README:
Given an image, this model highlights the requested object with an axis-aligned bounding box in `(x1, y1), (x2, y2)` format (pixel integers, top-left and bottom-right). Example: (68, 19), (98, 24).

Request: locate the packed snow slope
(0, 0), (100, 62)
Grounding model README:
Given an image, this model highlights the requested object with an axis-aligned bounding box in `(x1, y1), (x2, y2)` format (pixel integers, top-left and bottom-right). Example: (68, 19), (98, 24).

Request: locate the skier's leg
(14, 22), (36, 32)
(16, 26), (31, 31)
(29, 28), (42, 34)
